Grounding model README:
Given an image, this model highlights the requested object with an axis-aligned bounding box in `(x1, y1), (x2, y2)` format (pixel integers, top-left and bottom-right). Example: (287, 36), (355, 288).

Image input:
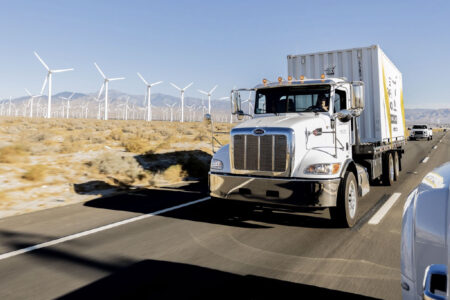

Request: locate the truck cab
(209, 77), (370, 227)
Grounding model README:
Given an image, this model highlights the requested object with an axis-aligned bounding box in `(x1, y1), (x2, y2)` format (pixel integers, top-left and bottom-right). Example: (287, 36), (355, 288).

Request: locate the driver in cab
(317, 95), (329, 112)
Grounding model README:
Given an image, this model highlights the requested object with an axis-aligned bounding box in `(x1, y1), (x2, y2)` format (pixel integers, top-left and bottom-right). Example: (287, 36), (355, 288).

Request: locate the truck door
(334, 87), (351, 159)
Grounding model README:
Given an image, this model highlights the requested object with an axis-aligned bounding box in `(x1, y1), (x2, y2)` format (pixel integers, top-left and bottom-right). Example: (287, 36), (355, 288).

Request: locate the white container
(287, 45), (406, 144)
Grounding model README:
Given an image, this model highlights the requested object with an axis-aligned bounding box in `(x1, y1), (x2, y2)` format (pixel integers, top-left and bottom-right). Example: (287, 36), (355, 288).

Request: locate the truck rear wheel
(393, 151), (400, 181)
(329, 171), (358, 228)
(383, 152), (394, 186)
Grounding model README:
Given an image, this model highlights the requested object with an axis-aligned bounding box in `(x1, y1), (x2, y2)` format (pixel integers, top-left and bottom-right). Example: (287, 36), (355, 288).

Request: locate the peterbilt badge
(253, 128), (265, 135)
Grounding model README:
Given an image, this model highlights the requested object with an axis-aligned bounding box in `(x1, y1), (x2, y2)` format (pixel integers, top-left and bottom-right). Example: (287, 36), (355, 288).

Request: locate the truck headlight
(305, 163), (341, 175)
(211, 159), (223, 170)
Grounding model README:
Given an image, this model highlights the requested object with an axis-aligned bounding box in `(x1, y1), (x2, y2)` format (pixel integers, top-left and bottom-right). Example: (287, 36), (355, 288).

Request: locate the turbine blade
(170, 82), (181, 91)
(97, 83), (105, 100)
(69, 92), (75, 100)
(34, 51), (50, 71)
(40, 75), (48, 95)
(198, 89), (208, 95)
(137, 72), (149, 85)
(109, 77), (125, 81)
(219, 96), (228, 100)
(94, 62), (106, 79)
(183, 82), (193, 90)
(24, 88), (32, 96)
(209, 85), (218, 94)
(52, 68), (74, 73)
(150, 81), (163, 87)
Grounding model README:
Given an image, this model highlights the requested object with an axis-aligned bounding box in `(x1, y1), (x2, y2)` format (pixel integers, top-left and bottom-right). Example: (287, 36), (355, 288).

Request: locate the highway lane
(0, 132), (447, 299)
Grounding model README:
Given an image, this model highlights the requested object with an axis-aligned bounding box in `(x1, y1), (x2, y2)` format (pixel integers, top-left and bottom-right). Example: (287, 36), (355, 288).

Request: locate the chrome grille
(233, 134), (288, 172)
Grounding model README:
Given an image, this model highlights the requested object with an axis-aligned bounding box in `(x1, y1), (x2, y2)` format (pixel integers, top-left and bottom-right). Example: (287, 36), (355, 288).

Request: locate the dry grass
(0, 144), (30, 163)
(0, 117), (232, 212)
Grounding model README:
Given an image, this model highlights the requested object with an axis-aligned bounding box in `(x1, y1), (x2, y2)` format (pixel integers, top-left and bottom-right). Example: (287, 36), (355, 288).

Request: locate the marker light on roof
(278, 77), (283, 84)
(262, 78), (268, 86)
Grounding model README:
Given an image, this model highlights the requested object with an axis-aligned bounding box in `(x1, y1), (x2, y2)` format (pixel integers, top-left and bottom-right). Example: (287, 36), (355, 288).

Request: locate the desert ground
(0, 117), (231, 218)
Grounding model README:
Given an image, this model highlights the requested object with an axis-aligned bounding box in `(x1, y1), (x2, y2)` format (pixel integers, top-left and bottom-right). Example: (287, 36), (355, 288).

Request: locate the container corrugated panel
(287, 45), (406, 144)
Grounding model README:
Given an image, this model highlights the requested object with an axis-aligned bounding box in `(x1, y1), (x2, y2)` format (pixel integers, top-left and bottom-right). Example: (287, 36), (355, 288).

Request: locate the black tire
(382, 152), (394, 186)
(393, 151), (400, 181)
(329, 172), (358, 228)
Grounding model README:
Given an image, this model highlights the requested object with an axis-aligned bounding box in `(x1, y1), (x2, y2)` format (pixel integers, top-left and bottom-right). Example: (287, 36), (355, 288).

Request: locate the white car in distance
(409, 125), (433, 140)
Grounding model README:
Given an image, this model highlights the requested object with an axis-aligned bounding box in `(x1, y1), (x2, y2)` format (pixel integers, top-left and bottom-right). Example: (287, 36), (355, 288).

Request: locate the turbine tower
(169, 82), (193, 122)
(137, 73), (162, 122)
(24, 89), (41, 118)
(198, 85), (218, 114)
(94, 62), (125, 120)
(34, 51), (73, 118)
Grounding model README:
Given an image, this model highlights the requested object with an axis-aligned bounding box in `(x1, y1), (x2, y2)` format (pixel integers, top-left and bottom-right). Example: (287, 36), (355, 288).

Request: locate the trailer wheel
(383, 152), (394, 186)
(329, 171), (358, 228)
(393, 151), (400, 181)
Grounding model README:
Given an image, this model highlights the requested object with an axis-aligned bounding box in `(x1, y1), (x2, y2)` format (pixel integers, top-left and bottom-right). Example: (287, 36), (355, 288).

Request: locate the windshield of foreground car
(255, 85), (331, 114)
(412, 125), (427, 129)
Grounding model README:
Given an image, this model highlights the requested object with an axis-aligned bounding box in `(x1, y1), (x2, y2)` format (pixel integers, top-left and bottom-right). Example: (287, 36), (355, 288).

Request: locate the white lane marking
(422, 157), (429, 163)
(433, 146), (438, 149)
(368, 193), (401, 225)
(0, 197), (210, 261)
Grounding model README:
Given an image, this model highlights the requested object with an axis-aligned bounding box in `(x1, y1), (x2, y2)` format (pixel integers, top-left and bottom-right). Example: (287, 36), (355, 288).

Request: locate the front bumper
(209, 173), (340, 207)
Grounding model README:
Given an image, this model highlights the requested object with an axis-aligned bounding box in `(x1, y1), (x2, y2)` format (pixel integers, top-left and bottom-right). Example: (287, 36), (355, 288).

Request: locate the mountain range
(2, 91), (449, 125)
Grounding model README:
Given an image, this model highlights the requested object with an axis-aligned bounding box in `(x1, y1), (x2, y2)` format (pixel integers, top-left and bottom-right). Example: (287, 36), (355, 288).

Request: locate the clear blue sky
(0, 0), (449, 108)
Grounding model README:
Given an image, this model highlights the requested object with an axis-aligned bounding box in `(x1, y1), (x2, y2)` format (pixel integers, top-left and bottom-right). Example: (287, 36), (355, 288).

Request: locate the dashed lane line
(421, 157), (429, 163)
(368, 193), (401, 225)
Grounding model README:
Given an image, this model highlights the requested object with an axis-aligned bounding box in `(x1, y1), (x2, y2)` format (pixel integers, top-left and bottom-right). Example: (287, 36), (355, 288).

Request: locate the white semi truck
(208, 45), (407, 227)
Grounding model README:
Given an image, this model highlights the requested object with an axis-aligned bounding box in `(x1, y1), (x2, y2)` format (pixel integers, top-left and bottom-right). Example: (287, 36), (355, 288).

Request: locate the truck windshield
(412, 125), (427, 129)
(255, 85), (331, 114)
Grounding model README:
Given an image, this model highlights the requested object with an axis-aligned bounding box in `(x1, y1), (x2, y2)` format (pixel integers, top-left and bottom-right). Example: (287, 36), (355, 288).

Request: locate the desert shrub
(87, 152), (146, 183)
(108, 128), (124, 141)
(22, 164), (47, 181)
(123, 137), (150, 153)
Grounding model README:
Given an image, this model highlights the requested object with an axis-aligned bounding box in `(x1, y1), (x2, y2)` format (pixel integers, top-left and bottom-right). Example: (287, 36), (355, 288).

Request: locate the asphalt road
(0, 132), (448, 299)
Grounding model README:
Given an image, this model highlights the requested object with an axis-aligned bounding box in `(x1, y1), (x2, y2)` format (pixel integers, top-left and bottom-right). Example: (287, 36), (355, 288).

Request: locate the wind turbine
(59, 92), (75, 118)
(169, 82), (193, 122)
(118, 96), (131, 120)
(34, 52), (73, 118)
(94, 62), (125, 120)
(24, 89), (41, 118)
(165, 103), (177, 122)
(198, 85), (218, 114)
(137, 73), (162, 122)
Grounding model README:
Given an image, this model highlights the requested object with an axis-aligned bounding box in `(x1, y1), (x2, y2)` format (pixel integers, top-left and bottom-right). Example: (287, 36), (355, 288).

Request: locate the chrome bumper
(209, 173), (340, 207)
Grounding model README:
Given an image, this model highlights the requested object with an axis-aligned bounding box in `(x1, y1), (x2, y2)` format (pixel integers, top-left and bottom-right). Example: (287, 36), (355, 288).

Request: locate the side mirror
(408, 128), (411, 130)
(203, 113), (212, 126)
(334, 109), (353, 122)
(351, 82), (365, 111)
(423, 264), (447, 300)
(232, 91), (242, 115)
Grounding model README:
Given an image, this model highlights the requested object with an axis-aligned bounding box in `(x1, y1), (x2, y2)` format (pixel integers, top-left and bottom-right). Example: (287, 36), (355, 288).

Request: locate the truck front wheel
(329, 171), (358, 228)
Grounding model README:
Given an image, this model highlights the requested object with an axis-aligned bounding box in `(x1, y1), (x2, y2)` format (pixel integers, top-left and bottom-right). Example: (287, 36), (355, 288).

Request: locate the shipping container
(287, 45), (406, 144)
